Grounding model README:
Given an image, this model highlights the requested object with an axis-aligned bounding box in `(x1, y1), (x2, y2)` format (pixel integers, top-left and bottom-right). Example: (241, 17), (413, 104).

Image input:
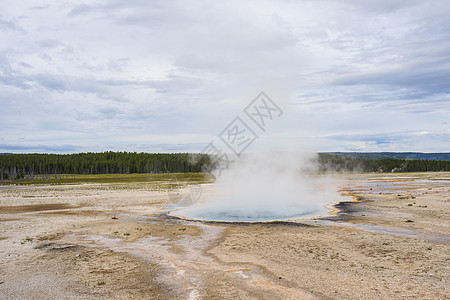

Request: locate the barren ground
(0, 172), (449, 299)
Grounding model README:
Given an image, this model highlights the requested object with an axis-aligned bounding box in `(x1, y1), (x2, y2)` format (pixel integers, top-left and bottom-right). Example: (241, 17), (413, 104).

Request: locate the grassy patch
(21, 236), (33, 244)
(2, 172), (211, 186)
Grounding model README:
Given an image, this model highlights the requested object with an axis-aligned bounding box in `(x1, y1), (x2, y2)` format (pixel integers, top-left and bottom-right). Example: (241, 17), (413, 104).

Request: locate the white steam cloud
(170, 81), (343, 222)
(174, 149), (343, 222)
(167, 2), (342, 221)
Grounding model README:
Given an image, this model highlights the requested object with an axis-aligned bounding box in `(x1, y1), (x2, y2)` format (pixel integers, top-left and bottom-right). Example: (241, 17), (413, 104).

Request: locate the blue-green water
(169, 204), (322, 222)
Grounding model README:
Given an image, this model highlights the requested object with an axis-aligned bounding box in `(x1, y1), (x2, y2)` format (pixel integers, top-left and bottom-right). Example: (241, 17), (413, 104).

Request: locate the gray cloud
(0, 143), (82, 153)
(0, 16), (24, 32)
(1, 0), (449, 153)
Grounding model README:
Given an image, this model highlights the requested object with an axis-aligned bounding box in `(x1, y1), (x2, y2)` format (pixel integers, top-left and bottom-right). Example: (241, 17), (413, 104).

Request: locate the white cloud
(1, 0), (449, 153)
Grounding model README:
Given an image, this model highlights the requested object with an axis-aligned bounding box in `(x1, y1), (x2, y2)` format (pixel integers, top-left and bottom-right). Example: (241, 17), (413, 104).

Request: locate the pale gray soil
(0, 173), (449, 299)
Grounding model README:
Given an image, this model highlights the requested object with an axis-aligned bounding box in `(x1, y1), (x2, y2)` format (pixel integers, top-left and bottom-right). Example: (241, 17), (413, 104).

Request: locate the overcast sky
(1, 0), (449, 153)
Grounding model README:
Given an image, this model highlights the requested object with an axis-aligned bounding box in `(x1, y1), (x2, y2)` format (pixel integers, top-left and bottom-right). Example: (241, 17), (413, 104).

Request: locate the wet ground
(0, 172), (449, 299)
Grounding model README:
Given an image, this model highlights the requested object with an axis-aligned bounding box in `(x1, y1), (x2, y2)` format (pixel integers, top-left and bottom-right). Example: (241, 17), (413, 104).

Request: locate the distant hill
(325, 152), (450, 161)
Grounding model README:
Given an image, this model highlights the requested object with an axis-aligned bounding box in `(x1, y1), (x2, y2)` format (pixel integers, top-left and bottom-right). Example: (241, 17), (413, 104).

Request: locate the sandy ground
(0, 173), (449, 299)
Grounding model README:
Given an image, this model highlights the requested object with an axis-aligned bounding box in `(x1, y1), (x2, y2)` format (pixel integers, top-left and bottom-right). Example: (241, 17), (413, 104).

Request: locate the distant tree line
(0, 152), (210, 180)
(1, 152), (449, 182)
(317, 153), (450, 173)
(326, 152), (450, 161)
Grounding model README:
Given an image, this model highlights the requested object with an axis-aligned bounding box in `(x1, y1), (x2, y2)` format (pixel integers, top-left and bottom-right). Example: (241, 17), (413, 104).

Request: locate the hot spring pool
(167, 203), (326, 222)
